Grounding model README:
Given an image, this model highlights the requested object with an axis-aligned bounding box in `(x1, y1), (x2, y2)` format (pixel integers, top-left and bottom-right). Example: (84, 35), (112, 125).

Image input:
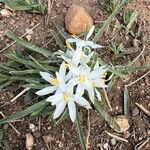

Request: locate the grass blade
(55, 108), (68, 126)
(6, 31), (53, 58)
(93, 0), (128, 42)
(124, 86), (130, 116)
(76, 110), (87, 150)
(93, 99), (121, 132)
(0, 100), (47, 124)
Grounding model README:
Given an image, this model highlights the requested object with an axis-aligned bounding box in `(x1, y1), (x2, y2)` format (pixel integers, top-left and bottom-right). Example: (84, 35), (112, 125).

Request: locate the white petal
(93, 61), (99, 70)
(76, 84), (84, 96)
(96, 79), (107, 88)
(86, 25), (95, 40)
(36, 86), (56, 96)
(86, 41), (103, 49)
(66, 38), (80, 43)
(68, 100), (76, 122)
(59, 61), (66, 79)
(72, 46), (82, 66)
(86, 85), (95, 102)
(46, 94), (62, 103)
(95, 89), (102, 101)
(74, 96), (91, 109)
(53, 101), (67, 119)
(40, 72), (53, 82)
(90, 66), (107, 79)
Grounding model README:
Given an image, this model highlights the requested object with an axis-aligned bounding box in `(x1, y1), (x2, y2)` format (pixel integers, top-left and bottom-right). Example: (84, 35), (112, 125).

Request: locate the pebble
(114, 115), (130, 132)
(65, 5), (93, 34)
(110, 138), (117, 146)
(103, 143), (109, 149)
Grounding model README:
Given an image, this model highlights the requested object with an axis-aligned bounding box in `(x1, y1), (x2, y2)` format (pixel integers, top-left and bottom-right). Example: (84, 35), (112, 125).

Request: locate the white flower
(66, 26), (103, 66)
(46, 83), (91, 122)
(58, 49), (94, 66)
(69, 64), (108, 102)
(36, 62), (67, 96)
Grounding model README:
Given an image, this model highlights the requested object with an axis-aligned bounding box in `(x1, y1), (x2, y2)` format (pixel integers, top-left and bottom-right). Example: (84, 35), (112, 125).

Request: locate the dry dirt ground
(0, 0), (150, 149)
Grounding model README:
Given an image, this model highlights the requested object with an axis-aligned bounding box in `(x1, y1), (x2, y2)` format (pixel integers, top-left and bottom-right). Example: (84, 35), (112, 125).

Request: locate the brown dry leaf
(114, 115), (130, 132)
(26, 133), (34, 150)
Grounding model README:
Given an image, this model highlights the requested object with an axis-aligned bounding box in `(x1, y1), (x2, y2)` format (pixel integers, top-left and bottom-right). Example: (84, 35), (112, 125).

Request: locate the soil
(0, 0), (150, 150)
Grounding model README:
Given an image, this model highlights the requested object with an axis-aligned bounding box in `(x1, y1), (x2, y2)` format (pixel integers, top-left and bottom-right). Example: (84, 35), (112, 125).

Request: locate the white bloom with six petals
(46, 83), (91, 122)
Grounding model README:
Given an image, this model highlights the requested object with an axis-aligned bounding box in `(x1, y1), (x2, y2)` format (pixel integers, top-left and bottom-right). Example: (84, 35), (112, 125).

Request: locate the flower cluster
(36, 26), (111, 122)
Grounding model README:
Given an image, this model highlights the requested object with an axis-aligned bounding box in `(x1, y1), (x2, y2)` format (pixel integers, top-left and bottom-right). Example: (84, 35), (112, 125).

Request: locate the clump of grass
(0, 0), (46, 14)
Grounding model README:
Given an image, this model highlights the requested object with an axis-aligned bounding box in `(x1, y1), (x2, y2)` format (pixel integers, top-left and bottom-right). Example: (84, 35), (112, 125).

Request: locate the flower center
(66, 42), (73, 49)
(92, 82), (96, 87)
(63, 92), (71, 102)
(50, 78), (60, 86)
(78, 74), (86, 83)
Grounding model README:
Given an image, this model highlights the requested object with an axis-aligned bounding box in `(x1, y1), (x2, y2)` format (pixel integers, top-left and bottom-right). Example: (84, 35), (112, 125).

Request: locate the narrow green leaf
(0, 100), (47, 124)
(0, 80), (13, 90)
(93, 99), (121, 132)
(6, 31), (53, 58)
(50, 29), (65, 50)
(124, 86), (130, 116)
(55, 108), (68, 126)
(76, 111), (87, 150)
(10, 69), (40, 75)
(93, 0), (128, 41)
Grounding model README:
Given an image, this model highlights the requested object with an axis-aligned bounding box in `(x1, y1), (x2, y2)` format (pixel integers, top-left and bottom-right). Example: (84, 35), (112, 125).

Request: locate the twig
(0, 23), (40, 53)
(103, 88), (112, 111)
(86, 110), (91, 149)
(45, 0), (55, 25)
(105, 131), (128, 143)
(126, 70), (150, 87)
(10, 87), (30, 103)
(127, 46), (146, 66)
(135, 138), (150, 150)
(0, 112), (21, 135)
(135, 103), (150, 116)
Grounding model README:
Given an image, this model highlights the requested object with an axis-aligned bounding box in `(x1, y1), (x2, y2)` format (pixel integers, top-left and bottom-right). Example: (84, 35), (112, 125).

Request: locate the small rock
(26, 35), (32, 41)
(42, 134), (54, 144)
(29, 123), (37, 132)
(26, 133), (34, 150)
(0, 9), (13, 17)
(114, 115), (130, 132)
(110, 138), (117, 146)
(131, 107), (139, 116)
(103, 143), (109, 149)
(65, 5), (93, 34)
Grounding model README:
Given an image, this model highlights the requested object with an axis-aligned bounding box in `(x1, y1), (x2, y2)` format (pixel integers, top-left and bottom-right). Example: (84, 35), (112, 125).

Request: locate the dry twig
(135, 103), (150, 116)
(105, 131), (128, 143)
(0, 111), (21, 135)
(0, 23), (40, 53)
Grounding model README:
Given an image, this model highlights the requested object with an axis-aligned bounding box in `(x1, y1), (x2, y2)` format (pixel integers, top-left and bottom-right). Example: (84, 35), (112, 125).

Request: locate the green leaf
(55, 108), (68, 126)
(0, 100), (47, 124)
(6, 31), (53, 58)
(93, 99), (121, 132)
(124, 86), (130, 116)
(76, 110), (87, 150)
(93, 0), (128, 41)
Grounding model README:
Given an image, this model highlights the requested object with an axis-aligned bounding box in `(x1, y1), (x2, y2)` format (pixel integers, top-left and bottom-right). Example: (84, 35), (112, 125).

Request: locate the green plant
(0, 0), (46, 14)
(109, 42), (126, 57)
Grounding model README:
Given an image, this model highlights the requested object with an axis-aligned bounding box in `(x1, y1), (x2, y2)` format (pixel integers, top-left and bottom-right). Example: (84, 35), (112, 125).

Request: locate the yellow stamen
(63, 92), (71, 102)
(49, 78), (60, 86)
(66, 42), (73, 49)
(92, 82), (96, 87)
(103, 72), (107, 78)
(78, 74), (86, 83)
(64, 63), (70, 69)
